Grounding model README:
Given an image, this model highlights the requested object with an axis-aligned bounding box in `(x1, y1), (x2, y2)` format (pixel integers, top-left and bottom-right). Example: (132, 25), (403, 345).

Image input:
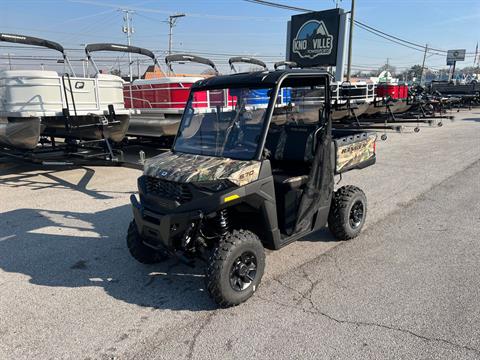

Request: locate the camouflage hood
(144, 151), (261, 186)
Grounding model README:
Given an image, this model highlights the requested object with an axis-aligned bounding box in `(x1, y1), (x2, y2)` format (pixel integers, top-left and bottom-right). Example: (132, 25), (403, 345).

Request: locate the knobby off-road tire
(328, 185), (367, 240)
(127, 221), (165, 264)
(206, 229), (265, 307)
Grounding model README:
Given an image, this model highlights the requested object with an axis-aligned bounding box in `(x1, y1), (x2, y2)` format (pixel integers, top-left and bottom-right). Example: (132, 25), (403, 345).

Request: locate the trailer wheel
(328, 186), (367, 240)
(206, 230), (265, 307)
(127, 221), (166, 264)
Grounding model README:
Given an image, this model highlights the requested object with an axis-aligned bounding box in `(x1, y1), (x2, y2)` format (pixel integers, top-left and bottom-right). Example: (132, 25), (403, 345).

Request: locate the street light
(168, 13), (186, 56)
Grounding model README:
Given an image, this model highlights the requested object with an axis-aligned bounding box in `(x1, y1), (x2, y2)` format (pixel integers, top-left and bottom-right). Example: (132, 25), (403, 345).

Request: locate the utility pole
(420, 43), (428, 85)
(7, 53), (12, 70)
(121, 9), (134, 82)
(346, 0), (355, 81)
(168, 13), (186, 56)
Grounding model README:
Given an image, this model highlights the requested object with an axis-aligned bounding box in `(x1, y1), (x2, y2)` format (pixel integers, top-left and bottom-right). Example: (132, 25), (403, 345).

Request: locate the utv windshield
(173, 87), (278, 160)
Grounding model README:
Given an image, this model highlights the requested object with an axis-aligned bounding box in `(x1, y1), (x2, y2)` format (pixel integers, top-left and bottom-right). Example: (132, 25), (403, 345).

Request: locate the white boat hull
(0, 70), (130, 149)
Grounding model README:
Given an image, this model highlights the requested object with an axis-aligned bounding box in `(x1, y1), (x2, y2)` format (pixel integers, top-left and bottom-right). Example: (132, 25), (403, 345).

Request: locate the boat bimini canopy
(0, 32), (75, 75)
(165, 54), (219, 75)
(84, 43), (160, 75)
(274, 61), (298, 70)
(228, 56), (267, 73)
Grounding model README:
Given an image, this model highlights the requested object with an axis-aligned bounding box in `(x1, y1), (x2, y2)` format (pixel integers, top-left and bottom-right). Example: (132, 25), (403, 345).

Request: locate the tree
(376, 63), (397, 75)
(408, 65), (423, 79)
(399, 65), (423, 82)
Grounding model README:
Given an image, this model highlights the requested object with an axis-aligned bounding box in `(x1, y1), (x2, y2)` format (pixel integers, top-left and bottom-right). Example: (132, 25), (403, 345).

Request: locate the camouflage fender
(144, 151), (261, 186)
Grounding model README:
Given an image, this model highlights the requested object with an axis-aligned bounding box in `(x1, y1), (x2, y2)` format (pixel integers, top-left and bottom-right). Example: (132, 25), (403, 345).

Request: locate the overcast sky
(1, 0), (479, 75)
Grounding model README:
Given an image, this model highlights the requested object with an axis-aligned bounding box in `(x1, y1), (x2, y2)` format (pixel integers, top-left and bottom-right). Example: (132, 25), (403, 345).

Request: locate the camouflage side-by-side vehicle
(127, 69), (376, 307)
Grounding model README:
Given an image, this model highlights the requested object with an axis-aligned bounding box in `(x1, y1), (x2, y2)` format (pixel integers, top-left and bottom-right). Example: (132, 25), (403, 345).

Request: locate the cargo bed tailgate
(333, 131), (376, 174)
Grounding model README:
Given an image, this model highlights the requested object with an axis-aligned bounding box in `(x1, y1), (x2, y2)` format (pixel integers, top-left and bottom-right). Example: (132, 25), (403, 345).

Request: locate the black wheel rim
(349, 200), (364, 229)
(229, 251), (257, 292)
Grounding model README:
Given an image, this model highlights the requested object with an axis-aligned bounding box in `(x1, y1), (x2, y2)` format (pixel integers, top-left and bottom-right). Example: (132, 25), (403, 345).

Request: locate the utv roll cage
(0, 32), (75, 75)
(189, 69), (332, 161)
(228, 56), (268, 72)
(165, 54), (219, 75)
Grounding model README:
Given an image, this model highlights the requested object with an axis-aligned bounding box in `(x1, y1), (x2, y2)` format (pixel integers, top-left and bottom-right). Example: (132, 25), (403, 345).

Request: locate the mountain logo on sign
(292, 20), (333, 59)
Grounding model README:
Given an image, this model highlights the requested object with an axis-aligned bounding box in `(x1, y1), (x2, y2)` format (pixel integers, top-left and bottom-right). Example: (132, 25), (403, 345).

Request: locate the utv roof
(192, 69), (332, 90)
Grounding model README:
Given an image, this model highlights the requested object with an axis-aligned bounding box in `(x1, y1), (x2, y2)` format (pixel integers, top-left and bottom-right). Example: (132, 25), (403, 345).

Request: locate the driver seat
(266, 124), (318, 234)
(269, 124), (317, 190)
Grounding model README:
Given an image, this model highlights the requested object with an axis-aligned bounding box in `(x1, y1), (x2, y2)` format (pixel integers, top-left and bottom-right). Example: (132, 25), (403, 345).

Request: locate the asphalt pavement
(0, 110), (479, 359)
(135, 160), (479, 360)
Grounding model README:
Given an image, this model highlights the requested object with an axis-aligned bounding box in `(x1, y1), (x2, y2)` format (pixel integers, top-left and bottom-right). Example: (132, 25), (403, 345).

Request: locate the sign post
(346, 0), (355, 81)
(446, 49), (466, 82)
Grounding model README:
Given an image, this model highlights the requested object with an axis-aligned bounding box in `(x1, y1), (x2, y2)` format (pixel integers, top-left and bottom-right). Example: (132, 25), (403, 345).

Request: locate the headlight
(194, 180), (234, 192)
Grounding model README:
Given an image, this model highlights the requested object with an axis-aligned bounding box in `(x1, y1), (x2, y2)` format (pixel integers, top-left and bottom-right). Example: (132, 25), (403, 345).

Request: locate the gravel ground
(0, 109), (479, 359)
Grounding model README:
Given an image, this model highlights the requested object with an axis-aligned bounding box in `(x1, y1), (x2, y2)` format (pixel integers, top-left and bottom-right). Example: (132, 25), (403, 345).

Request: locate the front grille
(145, 177), (193, 204)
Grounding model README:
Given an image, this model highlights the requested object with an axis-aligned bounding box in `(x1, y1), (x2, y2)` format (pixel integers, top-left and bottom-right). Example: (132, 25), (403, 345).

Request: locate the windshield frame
(172, 85), (275, 161)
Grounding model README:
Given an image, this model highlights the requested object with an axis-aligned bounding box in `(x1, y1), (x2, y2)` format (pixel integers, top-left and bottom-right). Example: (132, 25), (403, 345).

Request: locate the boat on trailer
(123, 53), (220, 138)
(364, 72), (411, 117)
(0, 34), (130, 150)
(330, 82), (376, 121)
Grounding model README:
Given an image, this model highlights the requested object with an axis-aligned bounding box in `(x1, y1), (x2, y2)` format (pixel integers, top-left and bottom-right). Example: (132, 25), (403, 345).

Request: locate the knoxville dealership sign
(288, 9), (342, 67)
(292, 20), (333, 58)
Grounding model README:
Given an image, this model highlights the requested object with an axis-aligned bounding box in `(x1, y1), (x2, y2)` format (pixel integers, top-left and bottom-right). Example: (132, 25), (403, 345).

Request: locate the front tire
(127, 221), (166, 264)
(206, 230), (265, 307)
(328, 186), (367, 240)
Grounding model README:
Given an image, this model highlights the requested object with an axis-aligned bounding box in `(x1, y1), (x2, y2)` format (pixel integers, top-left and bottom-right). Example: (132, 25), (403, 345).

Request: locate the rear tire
(127, 221), (166, 264)
(206, 229), (265, 307)
(328, 186), (367, 240)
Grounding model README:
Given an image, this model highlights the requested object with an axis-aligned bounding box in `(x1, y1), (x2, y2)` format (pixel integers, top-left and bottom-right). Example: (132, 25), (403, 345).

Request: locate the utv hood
(144, 151), (261, 187)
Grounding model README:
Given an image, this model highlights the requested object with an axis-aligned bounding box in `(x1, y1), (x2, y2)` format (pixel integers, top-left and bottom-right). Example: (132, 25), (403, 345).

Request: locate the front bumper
(131, 194), (201, 250)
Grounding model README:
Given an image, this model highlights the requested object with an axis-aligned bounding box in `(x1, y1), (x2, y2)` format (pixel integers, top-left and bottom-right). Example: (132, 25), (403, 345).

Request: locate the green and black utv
(127, 69), (376, 307)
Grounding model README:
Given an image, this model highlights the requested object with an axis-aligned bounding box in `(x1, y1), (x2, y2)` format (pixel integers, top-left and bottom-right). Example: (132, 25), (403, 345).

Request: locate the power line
(354, 20), (441, 53)
(242, 0), (477, 55)
(242, 0), (310, 12)
(353, 22), (440, 55)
